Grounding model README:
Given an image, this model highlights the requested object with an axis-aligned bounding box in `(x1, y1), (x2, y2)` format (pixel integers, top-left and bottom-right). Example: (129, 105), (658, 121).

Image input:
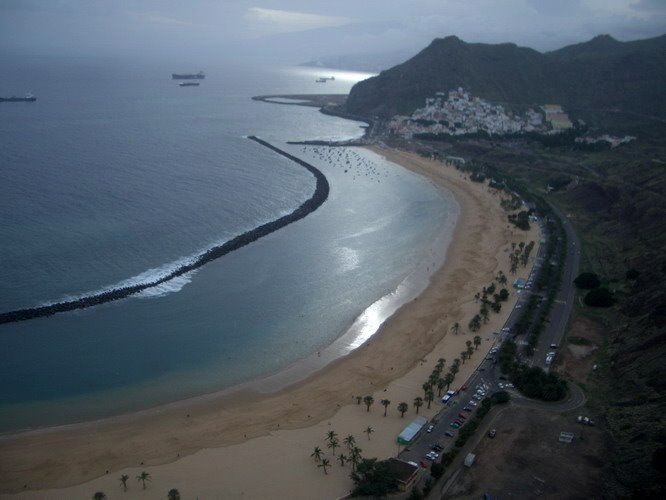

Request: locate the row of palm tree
(94, 475), (180, 499)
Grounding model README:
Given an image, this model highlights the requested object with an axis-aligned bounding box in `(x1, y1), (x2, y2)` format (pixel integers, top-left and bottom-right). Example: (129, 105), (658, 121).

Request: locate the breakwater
(0, 137), (329, 325)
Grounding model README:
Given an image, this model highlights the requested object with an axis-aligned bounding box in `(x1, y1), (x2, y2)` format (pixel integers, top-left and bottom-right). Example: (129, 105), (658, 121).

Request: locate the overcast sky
(1, 0), (664, 64)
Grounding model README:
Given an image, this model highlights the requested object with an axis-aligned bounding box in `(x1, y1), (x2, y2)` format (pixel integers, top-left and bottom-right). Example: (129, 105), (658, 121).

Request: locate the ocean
(0, 56), (458, 432)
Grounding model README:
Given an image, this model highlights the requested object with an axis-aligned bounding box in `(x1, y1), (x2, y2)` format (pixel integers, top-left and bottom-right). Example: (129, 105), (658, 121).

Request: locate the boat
(315, 76), (335, 83)
(172, 71), (205, 80)
(179, 82), (200, 87)
(0, 93), (36, 102)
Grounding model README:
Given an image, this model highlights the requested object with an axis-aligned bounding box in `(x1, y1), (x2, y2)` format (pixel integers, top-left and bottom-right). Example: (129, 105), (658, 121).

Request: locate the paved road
(532, 204), (581, 370)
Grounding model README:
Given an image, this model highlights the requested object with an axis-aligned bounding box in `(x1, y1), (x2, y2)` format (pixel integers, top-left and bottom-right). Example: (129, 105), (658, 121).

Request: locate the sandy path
(0, 148), (539, 499)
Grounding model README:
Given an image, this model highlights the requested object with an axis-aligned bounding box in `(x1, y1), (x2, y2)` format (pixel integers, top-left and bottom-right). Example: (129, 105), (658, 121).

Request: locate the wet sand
(0, 147), (539, 499)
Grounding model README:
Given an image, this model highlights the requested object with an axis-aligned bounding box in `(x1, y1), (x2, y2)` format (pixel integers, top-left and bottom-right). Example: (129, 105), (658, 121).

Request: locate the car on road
(488, 429), (497, 438)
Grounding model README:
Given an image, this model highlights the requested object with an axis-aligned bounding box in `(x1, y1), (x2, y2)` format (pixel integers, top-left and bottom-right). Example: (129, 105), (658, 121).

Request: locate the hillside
(344, 34), (666, 123)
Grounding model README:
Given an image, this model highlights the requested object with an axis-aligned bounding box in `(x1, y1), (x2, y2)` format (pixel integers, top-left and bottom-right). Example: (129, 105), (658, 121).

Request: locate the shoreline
(0, 147), (537, 498)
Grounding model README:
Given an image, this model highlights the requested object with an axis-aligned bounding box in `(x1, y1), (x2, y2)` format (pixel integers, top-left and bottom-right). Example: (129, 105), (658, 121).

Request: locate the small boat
(179, 82), (200, 87)
(0, 93), (36, 102)
(316, 78), (327, 83)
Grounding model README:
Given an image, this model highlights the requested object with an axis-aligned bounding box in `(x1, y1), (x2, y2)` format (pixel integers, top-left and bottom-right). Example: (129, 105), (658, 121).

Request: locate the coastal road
(532, 205), (581, 370)
(399, 205), (582, 466)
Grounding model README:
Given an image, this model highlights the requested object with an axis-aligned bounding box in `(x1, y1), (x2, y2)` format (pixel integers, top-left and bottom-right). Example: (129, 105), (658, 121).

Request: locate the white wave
(135, 271), (196, 299)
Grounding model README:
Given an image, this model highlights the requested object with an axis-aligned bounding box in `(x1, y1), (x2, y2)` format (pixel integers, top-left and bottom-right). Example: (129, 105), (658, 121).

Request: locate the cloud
(244, 7), (355, 38)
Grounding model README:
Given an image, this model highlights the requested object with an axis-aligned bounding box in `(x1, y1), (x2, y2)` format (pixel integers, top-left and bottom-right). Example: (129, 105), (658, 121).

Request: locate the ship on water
(315, 76), (335, 83)
(0, 93), (36, 102)
(172, 71), (205, 80)
(179, 82), (200, 87)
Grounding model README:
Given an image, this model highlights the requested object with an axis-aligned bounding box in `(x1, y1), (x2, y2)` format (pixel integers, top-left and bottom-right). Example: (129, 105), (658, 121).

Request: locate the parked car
(427, 425), (434, 433)
(488, 429), (497, 438)
(445, 431), (454, 438)
(463, 407), (473, 412)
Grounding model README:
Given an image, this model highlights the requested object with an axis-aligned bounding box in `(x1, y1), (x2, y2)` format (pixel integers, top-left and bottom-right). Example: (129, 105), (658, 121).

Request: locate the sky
(1, 0), (664, 64)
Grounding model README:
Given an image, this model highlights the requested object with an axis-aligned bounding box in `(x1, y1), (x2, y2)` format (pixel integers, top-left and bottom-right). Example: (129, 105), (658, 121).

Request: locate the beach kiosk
(397, 416), (429, 445)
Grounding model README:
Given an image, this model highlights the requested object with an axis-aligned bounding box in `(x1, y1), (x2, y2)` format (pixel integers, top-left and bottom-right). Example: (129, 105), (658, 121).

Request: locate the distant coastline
(0, 137), (329, 325)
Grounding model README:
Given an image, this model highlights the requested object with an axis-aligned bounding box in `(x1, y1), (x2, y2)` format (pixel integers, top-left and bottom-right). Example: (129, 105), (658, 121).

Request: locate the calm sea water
(0, 57), (457, 431)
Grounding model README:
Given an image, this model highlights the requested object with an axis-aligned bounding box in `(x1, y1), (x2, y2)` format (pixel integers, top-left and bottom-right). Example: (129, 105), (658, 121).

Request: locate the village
(388, 88), (573, 138)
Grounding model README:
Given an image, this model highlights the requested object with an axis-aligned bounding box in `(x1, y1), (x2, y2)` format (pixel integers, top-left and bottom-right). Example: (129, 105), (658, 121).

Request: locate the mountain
(344, 34), (666, 122)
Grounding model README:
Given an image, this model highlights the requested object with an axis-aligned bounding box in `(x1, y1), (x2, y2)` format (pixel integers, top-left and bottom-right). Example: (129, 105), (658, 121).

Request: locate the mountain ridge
(344, 34), (666, 122)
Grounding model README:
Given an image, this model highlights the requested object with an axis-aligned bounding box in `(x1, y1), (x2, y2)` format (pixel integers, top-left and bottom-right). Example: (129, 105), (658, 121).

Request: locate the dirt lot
(445, 405), (605, 499)
(557, 316), (604, 384)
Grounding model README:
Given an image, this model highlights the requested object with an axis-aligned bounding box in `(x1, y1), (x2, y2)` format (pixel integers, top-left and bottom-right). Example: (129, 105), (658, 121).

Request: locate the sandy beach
(0, 147), (539, 499)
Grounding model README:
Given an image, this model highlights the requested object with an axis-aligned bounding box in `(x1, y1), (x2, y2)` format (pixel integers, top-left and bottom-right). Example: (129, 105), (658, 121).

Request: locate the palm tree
(436, 357), (446, 371)
(337, 453), (347, 467)
(326, 430), (338, 444)
(363, 395), (374, 412)
(364, 426), (374, 440)
(327, 437), (339, 456)
(451, 322), (460, 335)
(318, 458), (331, 475)
(466, 340), (473, 350)
(436, 377), (446, 396)
(451, 361), (460, 375)
(422, 382), (432, 397)
(467, 345), (475, 358)
(444, 372), (455, 391)
(461, 351), (468, 364)
(397, 402), (409, 418)
(167, 489), (181, 500)
(380, 399), (391, 417)
(350, 447), (362, 471)
(311, 446), (323, 463)
(355, 395), (362, 405)
(136, 471), (151, 490)
(92, 493), (106, 500)
(414, 397), (424, 414)
(425, 389), (434, 409)
(119, 474), (129, 491)
(473, 335), (482, 350)
(344, 434), (356, 451)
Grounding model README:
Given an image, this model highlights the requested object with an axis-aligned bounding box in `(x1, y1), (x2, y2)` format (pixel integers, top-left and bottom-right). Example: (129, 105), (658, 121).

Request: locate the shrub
(625, 269), (640, 280)
(584, 287), (615, 307)
(430, 462), (444, 479)
(574, 272), (601, 289)
(490, 391), (510, 404)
